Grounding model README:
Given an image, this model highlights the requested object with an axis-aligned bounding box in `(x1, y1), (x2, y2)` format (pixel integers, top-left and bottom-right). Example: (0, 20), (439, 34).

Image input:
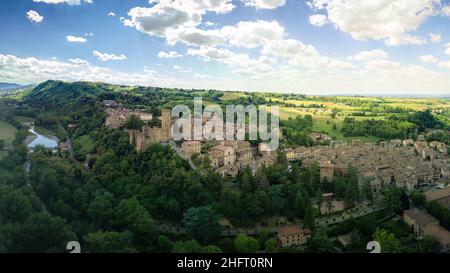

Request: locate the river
(26, 126), (59, 149)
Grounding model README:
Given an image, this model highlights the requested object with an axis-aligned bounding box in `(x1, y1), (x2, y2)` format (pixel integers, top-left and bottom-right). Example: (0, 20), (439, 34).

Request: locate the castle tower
(161, 109), (172, 141)
(161, 109), (172, 129)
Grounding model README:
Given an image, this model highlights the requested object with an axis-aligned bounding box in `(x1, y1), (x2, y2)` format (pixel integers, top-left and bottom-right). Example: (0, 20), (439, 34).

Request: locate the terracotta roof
(423, 224), (450, 245)
(403, 209), (439, 226)
(277, 226), (310, 237)
(424, 187), (450, 202)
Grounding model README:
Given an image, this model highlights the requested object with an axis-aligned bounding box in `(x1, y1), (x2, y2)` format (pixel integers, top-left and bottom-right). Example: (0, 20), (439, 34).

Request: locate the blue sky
(1, 0), (450, 95)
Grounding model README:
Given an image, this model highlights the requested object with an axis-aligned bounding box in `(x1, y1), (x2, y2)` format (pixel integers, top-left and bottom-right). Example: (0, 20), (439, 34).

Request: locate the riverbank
(25, 126), (59, 149)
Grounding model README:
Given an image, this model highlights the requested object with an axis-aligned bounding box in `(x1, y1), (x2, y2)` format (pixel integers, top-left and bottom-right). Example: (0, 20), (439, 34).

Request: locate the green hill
(24, 80), (112, 110)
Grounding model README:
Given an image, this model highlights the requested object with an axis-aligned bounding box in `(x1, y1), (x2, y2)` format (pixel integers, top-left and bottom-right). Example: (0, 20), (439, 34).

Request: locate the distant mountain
(0, 82), (23, 90)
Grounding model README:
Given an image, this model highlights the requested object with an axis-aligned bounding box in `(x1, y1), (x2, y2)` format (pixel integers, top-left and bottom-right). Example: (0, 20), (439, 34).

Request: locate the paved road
(155, 204), (381, 237)
(315, 204), (380, 226)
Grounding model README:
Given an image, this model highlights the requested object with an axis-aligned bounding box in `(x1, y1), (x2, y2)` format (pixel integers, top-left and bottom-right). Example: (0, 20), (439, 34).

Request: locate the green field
(279, 107), (382, 143)
(0, 120), (17, 151)
(220, 92), (248, 101)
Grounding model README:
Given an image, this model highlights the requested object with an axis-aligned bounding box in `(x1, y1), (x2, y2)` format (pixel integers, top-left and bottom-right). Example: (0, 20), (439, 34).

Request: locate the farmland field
(279, 107), (383, 142)
(220, 92), (248, 101)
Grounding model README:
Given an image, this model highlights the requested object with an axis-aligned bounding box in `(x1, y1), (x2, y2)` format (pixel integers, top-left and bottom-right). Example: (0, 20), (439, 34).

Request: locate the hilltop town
(101, 98), (450, 252)
(104, 100), (449, 192)
(1, 80), (450, 254)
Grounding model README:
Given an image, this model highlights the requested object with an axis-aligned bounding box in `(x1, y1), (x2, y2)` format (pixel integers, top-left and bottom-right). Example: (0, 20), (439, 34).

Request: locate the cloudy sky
(1, 0), (450, 95)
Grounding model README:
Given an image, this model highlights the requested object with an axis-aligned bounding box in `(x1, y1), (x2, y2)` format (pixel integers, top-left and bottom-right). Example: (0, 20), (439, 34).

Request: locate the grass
(220, 92), (247, 101)
(279, 107), (381, 143)
(0, 120), (17, 150)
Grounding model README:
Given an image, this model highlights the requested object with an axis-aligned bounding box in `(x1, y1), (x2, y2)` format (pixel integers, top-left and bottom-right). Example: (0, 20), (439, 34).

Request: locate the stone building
(424, 187), (450, 208)
(403, 208), (439, 238)
(403, 208), (450, 253)
(128, 109), (172, 152)
(105, 107), (154, 129)
(208, 145), (236, 168)
(181, 141), (202, 156)
(277, 226), (311, 248)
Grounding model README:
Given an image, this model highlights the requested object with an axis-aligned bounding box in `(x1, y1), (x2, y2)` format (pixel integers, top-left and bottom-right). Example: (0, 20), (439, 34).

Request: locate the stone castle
(103, 101), (173, 152)
(127, 109), (173, 152)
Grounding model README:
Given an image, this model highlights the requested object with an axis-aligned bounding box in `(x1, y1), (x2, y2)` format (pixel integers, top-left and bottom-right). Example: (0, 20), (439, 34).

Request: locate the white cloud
(309, 14), (328, 27)
(188, 46), (274, 78)
(123, 6), (201, 37)
(158, 51), (183, 58)
(68, 58), (90, 65)
(445, 43), (450, 55)
(204, 21), (216, 27)
(0, 54), (201, 88)
(2, 53), (449, 95)
(123, 1), (235, 47)
(149, 0), (235, 14)
(429, 33), (442, 43)
(307, 0), (439, 46)
(241, 0), (286, 10)
(32, 0), (92, 4)
(66, 35), (87, 43)
(438, 61), (450, 69)
(365, 59), (441, 78)
(442, 5), (450, 16)
(92, 50), (127, 61)
(261, 38), (353, 71)
(166, 27), (226, 46)
(107, 12), (116, 17)
(348, 49), (389, 61)
(419, 55), (438, 63)
(26, 10), (44, 23)
(221, 20), (285, 48)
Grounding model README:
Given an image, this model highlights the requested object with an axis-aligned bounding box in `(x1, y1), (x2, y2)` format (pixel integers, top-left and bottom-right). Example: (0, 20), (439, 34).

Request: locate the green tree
(172, 240), (203, 253)
(15, 212), (77, 252)
(316, 189), (323, 215)
(304, 204), (315, 230)
(124, 115), (143, 130)
(87, 191), (114, 228)
(417, 236), (440, 253)
(381, 186), (403, 214)
(373, 228), (401, 253)
(183, 206), (222, 244)
(306, 226), (334, 253)
(264, 238), (278, 253)
(361, 182), (373, 202)
(201, 245), (223, 253)
(234, 234), (260, 253)
(294, 186), (310, 218)
(114, 198), (158, 251)
(84, 231), (137, 253)
(410, 191), (426, 207)
(258, 229), (271, 247)
(158, 235), (173, 253)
